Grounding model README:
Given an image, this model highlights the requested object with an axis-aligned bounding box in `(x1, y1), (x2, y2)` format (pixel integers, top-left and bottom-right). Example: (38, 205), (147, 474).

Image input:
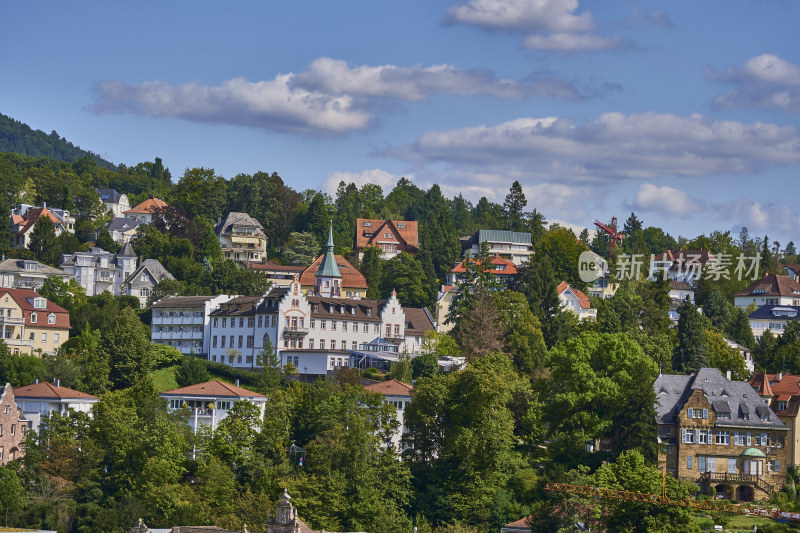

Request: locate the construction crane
(593, 217), (625, 256)
(544, 468), (800, 524)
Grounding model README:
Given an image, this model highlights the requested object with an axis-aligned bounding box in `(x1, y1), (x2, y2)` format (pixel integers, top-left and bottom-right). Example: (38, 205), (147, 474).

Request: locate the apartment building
(151, 295), (233, 356)
(0, 258), (71, 291)
(365, 379), (413, 451)
(461, 230), (533, 266)
(656, 368), (788, 501)
(60, 244), (138, 297)
(0, 288), (70, 355)
(160, 380), (267, 432)
(13, 380), (99, 434)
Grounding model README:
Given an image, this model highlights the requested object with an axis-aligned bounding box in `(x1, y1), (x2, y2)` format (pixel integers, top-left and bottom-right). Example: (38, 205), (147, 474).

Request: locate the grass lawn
(695, 512), (797, 531)
(150, 365), (179, 392)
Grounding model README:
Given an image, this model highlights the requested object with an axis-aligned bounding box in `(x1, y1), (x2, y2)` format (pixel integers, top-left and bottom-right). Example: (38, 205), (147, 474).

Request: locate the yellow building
(0, 289), (70, 355)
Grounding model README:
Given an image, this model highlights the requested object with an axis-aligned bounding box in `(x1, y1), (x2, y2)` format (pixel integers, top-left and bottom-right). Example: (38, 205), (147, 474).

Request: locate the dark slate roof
(748, 304), (800, 320)
(123, 259), (174, 285)
(106, 217), (142, 233)
(152, 296), (220, 308)
(96, 188), (124, 203)
(654, 367), (787, 430)
(215, 212), (264, 236)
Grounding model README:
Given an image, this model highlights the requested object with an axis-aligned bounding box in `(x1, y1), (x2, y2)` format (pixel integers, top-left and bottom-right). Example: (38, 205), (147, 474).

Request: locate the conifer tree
(673, 299), (708, 373)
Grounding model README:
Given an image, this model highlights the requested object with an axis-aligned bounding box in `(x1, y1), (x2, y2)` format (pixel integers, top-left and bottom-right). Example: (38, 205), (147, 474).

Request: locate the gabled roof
(669, 280), (694, 291)
(12, 206), (64, 235)
(557, 281), (591, 309)
(365, 379), (413, 397)
(105, 217), (142, 233)
(404, 307), (436, 335)
(14, 381), (99, 401)
(450, 254), (518, 275)
(160, 380), (267, 399)
(653, 248), (716, 265)
(123, 259), (174, 286)
(96, 188), (125, 203)
(300, 254), (367, 289)
(124, 197), (167, 214)
(735, 274), (800, 298)
(215, 212), (264, 236)
(0, 258), (69, 277)
(783, 264), (800, 275)
(355, 218), (419, 250)
(0, 288), (70, 329)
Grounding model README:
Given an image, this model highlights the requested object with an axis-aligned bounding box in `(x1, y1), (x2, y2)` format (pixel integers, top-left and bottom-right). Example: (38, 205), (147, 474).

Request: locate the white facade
(736, 293), (800, 311)
(463, 230), (533, 266)
(207, 278), (407, 368)
(160, 381), (267, 432)
(151, 295), (233, 356)
(0, 259), (71, 291)
(365, 380), (413, 452)
(558, 283), (596, 321)
(60, 247), (137, 297)
(13, 381), (98, 434)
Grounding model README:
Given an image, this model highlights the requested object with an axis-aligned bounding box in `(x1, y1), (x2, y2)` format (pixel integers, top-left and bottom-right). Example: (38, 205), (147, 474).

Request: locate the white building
(748, 305), (800, 338)
(13, 380), (99, 434)
(10, 204), (74, 250)
(160, 380), (267, 432)
(669, 280), (695, 303)
(97, 188), (130, 218)
(59, 244), (138, 297)
(151, 295), (233, 357)
(365, 379), (413, 451)
(461, 230), (533, 266)
(215, 212), (268, 264)
(734, 274), (800, 310)
(120, 258), (175, 308)
(0, 259), (71, 291)
(557, 281), (596, 320)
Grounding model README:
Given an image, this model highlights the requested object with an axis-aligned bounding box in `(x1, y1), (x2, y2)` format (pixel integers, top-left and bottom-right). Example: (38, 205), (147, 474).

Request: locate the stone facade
(656, 368), (789, 501)
(0, 383), (27, 465)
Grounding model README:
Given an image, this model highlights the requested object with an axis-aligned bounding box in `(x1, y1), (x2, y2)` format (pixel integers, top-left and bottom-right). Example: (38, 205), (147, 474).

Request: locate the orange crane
(544, 469), (800, 524)
(593, 217), (625, 256)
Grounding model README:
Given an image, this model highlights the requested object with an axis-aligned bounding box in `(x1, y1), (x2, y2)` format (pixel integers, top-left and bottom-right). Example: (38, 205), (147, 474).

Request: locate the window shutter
(699, 456), (706, 472)
(681, 429), (686, 443)
(703, 409), (708, 419)
(747, 432), (751, 446)
(687, 408), (693, 418)
(687, 455), (693, 469)
(708, 430), (713, 442)
(775, 460), (781, 472)
(695, 429), (700, 442)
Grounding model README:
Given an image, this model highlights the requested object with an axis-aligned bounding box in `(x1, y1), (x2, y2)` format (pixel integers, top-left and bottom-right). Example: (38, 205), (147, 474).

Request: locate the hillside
(0, 112), (117, 170)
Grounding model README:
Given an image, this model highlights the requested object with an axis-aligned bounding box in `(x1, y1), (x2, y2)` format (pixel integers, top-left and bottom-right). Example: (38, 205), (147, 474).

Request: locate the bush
(175, 356), (210, 388)
(199, 359), (260, 387)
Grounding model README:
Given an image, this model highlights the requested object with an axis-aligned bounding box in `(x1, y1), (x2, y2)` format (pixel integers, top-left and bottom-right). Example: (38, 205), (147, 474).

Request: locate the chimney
(726, 370), (732, 381)
(778, 372), (783, 382)
(235, 379), (240, 387)
(55, 379), (60, 388)
(34, 378), (38, 384)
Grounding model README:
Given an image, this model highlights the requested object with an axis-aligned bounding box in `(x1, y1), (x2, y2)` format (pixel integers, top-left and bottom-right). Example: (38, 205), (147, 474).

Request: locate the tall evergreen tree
(418, 185), (460, 280)
(673, 299), (708, 373)
(359, 245), (383, 299)
(28, 215), (58, 265)
(502, 180), (527, 232)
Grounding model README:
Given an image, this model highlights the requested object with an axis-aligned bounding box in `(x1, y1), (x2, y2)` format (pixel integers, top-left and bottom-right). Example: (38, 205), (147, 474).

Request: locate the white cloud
(708, 54), (800, 112)
(632, 183), (704, 216)
(445, 0), (621, 52)
(90, 76), (371, 136)
(291, 57), (586, 101)
(720, 198), (800, 234)
(446, 0), (595, 33)
(323, 169), (411, 196)
(389, 112), (800, 182)
(523, 33), (621, 51)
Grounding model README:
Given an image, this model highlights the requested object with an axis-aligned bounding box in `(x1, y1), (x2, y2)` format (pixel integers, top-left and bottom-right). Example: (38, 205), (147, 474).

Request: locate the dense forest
(0, 113), (117, 171)
(1, 126), (800, 532)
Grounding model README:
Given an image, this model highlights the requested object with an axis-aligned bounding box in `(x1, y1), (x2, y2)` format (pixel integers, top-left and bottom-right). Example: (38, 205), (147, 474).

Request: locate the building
(669, 280), (695, 303)
(557, 282), (596, 321)
(13, 380), (99, 434)
(97, 188), (130, 217)
(151, 295), (233, 356)
(0, 288), (70, 355)
(726, 339), (754, 374)
(10, 204), (74, 250)
(243, 262), (306, 288)
(434, 286), (456, 334)
(461, 229), (533, 265)
(0, 383), (26, 465)
(365, 379), (413, 451)
(160, 380), (267, 432)
(402, 307), (436, 354)
(207, 276), (407, 370)
(751, 372), (800, 469)
(445, 254), (518, 287)
(123, 197), (167, 224)
(121, 258), (175, 308)
(655, 368), (789, 501)
(734, 274), (800, 310)
(215, 212), (268, 264)
(651, 249), (716, 284)
(60, 244), (138, 297)
(0, 258), (71, 290)
(355, 218), (419, 260)
(748, 304), (800, 338)
(92, 217), (143, 244)
(784, 265), (800, 281)
(299, 226), (368, 299)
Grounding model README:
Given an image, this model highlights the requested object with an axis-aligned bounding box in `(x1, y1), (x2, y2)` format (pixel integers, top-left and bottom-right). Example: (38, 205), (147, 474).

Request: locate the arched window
(30, 312), (37, 323)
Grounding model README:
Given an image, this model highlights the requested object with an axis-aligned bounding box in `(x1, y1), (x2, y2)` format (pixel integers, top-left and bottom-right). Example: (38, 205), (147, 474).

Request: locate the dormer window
(363, 221), (371, 227)
(30, 312), (37, 323)
(33, 298), (46, 309)
(752, 288), (767, 295)
(397, 223), (405, 228)
(48, 313), (55, 324)
(779, 401), (788, 411)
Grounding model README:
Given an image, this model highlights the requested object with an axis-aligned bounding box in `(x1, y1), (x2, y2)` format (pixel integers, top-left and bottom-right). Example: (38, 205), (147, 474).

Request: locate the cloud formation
(389, 112), (800, 182)
(708, 54), (800, 112)
(632, 183), (704, 216)
(90, 58), (598, 135)
(445, 0), (621, 52)
(721, 198), (800, 234)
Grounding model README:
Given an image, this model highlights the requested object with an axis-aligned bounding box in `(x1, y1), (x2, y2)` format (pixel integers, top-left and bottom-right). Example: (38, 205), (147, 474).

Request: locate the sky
(2, 0), (800, 245)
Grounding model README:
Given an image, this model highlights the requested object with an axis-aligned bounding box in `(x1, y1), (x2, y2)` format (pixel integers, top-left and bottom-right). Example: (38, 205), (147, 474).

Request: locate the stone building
(0, 383), (27, 465)
(656, 368), (789, 501)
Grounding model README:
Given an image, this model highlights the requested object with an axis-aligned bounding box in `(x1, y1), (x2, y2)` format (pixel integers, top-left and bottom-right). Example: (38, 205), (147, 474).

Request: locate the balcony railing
(282, 326), (309, 336)
(698, 472), (774, 496)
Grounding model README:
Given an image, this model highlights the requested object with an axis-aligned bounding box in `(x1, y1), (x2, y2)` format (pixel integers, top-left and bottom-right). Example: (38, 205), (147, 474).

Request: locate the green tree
(726, 306), (756, 350)
(535, 226), (589, 290)
(28, 215), (58, 265)
(0, 342), (46, 387)
(411, 351), (439, 379)
(388, 353), (413, 383)
(455, 285), (504, 362)
(359, 245), (383, 299)
(705, 329), (748, 380)
(493, 290), (547, 376)
(512, 256), (569, 348)
(418, 185), (461, 280)
(673, 300), (708, 373)
(174, 356), (210, 388)
(380, 252), (431, 308)
(169, 167), (227, 221)
(0, 466), (24, 527)
(255, 337), (281, 393)
(105, 307), (154, 389)
(283, 231), (321, 266)
(38, 275), (87, 312)
(502, 180), (527, 232)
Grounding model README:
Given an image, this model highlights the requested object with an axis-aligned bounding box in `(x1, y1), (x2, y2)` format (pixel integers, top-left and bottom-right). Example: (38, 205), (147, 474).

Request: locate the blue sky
(2, 0), (800, 245)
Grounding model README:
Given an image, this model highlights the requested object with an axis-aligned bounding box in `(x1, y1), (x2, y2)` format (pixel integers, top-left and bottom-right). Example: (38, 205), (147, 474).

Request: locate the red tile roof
(160, 380), (267, 398)
(12, 207), (64, 236)
(749, 373), (800, 416)
(300, 254), (368, 289)
(355, 219), (419, 251)
(124, 197), (167, 214)
(735, 274), (800, 298)
(14, 382), (99, 400)
(503, 516), (532, 530)
(750, 372), (775, 397)
(450, 254), (518, 275)
(365, 379), (413, 397)
(557, 281), (591, 309)
(0, 288), (70, 329)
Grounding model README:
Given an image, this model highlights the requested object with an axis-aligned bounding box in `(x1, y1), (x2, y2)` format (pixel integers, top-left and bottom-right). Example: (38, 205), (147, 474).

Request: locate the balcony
(152, 315), (204, 325)
(4, 338), (33, 348)
(697, 472), (774, 496)
(282, 326), (309, 336)
(0, 316), (25, 326)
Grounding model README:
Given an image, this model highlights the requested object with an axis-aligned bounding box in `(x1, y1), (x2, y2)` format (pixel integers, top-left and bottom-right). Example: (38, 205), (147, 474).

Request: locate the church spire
(317, 221), (341, 279)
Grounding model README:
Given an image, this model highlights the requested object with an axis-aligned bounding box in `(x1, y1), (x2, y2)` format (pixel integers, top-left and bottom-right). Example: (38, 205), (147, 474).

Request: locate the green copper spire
(317, 221), (341, 278)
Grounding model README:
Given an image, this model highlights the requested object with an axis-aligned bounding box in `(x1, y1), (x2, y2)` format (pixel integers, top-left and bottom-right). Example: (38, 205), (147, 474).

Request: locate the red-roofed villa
(160, 380), (267, 432)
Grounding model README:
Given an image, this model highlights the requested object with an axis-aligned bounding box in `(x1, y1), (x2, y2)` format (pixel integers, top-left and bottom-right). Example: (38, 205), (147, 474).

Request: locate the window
(311, 319), (315, 329)
(698, 430), (712, 444)
(321, 320), (326, 330)
(331, 321), (336, 331)
(213, 336), (218, 348)
(54, 333), (59, 344)
(298, 338), (303, 349)
(239, 317), (244, 328)
(10, 424), (14, 435)
(394, 324), (400, 336)
(230, 336), (234, 347)
(352, 341), (357, 350)
(687, 408), (708, 419)
(374, 324), (379, 333)
(341, 340), (346, 350)
(386, 325), (391, 337)
(662, 426), (672, 436)
(320, 339), (325, 350)
(715, 431), (730, 445)
(41, 332), (47, 343)
(222, 318), (227, 328)
(216, 401), (232, 410)
(343, 322), (347, 332)
(247, 355), (253, 364)
(687, 456), (693, 470)
(221, 336), (226, 348)
(48, 313), (56, 324)
(140, 288), (149, 297)
(30, 312), (37, 323)
(258, 316), (263, 328)
(755, 433), (768, 446)
(769, 460), (781, 473)
(272, 315), (277, 327)
(398, 223), (405, 228)
(247, 336), (254, 348)
(728, 458), (737, 473)
(214, 318), (218, 327)
(734, 432), (746, 446)
(779, 401), (787, 411)
(248, 317), (255, 327)
(309, 339), (314, 349)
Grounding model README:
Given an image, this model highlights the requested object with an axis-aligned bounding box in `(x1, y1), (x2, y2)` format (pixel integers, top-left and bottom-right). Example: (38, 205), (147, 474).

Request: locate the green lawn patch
(151, 365), (179, 392)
